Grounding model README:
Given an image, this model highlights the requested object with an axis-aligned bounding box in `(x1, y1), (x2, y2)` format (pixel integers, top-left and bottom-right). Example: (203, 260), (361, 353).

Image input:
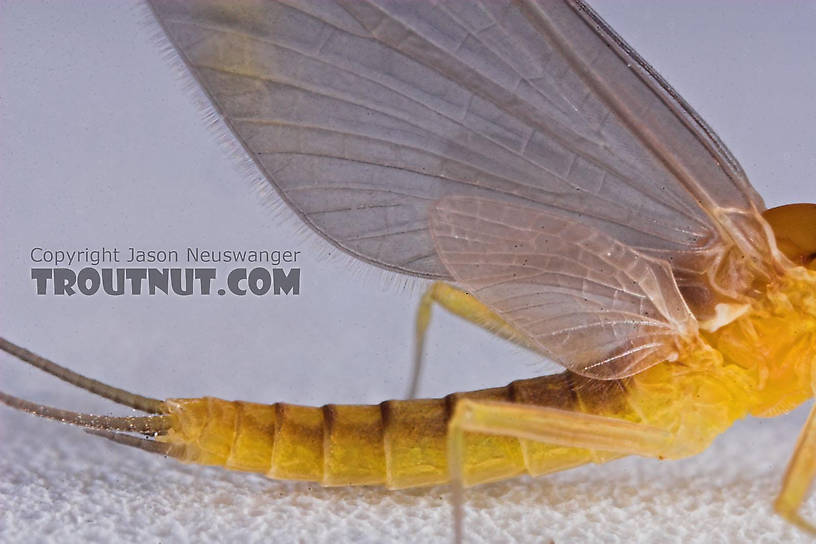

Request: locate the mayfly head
(763, 204), (816, 270)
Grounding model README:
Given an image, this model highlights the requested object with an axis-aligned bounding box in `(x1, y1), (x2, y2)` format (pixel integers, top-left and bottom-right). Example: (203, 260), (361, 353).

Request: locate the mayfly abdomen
(160, 372), (641, 489)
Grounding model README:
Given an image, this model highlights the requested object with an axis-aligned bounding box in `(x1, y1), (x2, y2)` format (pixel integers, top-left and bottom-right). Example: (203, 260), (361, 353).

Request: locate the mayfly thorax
(3, 1), (816, 542)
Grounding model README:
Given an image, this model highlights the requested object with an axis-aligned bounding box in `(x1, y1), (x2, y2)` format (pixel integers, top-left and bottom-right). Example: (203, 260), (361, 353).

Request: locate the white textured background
(2, 1), (816, 543)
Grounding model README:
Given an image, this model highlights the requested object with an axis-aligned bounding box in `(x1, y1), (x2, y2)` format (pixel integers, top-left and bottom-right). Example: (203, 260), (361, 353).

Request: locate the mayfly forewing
(146, 0), (779, 319)
(429, 195), (698, 379)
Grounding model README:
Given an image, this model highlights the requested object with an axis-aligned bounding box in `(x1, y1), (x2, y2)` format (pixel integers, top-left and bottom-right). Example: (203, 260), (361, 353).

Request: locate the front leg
(775, 401), (816, 533)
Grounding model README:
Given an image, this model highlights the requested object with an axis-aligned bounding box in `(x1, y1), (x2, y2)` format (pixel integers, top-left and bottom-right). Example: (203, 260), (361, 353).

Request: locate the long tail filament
(0, 390), (170, 434)
(0, 337), (164, 413)
(0, 336), (172, 454)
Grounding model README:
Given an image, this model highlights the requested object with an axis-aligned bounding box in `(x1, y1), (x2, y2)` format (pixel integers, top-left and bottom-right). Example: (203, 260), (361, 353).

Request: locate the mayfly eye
(762, 204), (816, 266)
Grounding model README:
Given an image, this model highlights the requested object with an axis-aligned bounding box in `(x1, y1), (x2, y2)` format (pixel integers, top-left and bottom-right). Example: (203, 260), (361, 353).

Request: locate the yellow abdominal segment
(159, 268), (816, 488)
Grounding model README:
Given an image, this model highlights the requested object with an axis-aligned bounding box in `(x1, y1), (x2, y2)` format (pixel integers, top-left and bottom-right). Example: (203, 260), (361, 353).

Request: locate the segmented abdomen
(160, 372), (638, 488)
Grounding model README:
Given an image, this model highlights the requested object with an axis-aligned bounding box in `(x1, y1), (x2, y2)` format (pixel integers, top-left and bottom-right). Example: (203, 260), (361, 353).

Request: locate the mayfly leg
(446, 400), (679, 543)
(410, 282), (537, 398)
(775, 402), (816, 533)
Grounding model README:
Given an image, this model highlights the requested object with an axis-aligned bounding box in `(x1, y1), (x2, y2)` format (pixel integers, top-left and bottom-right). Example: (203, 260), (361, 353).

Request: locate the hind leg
(446, 399), (681, 543)
(409, 282), (536, 398)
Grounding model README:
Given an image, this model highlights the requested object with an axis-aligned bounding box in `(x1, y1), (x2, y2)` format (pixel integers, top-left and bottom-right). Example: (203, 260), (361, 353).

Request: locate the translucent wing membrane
(431, 196), (697, 379)
(147, 0), (782, 317)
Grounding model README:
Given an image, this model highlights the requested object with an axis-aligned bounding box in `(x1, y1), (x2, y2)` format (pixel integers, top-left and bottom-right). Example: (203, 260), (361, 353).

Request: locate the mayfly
(2, 1), (816, 541)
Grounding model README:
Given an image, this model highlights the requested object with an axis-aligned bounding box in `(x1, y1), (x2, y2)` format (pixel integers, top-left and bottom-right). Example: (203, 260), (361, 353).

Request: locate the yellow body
(159, 267), (816, 489)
